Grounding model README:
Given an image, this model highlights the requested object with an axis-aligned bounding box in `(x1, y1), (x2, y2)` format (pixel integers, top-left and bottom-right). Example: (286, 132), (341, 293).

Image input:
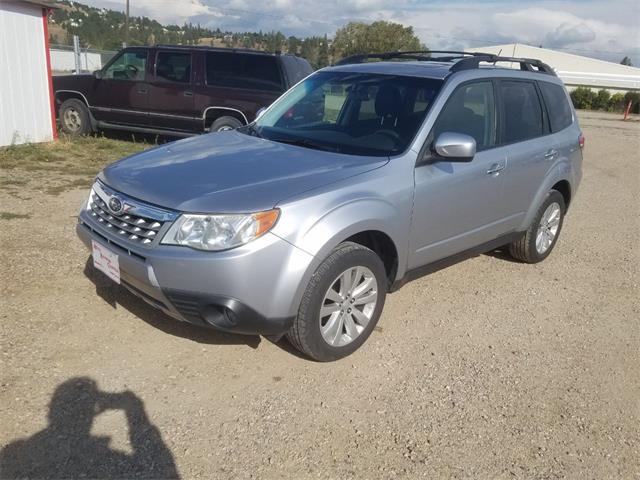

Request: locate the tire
(209, 116), (243, 132)
(287, 242), (387, 362)
(59, 99), (92, 136)
(508, 190), (566, 263)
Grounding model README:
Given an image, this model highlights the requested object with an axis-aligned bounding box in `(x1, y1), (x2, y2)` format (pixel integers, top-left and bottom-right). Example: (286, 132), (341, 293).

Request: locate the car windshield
(243, 71), (443, 157)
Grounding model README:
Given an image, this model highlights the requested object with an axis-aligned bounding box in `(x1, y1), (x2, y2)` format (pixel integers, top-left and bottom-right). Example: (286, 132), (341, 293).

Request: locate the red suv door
(147, 49), (199, 132)
(93, 48), (150, 126)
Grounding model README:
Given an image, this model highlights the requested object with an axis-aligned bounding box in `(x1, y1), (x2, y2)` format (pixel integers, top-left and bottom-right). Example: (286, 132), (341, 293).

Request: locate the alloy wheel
(536, 202), (561, 254)
(319, 266), (378, 347)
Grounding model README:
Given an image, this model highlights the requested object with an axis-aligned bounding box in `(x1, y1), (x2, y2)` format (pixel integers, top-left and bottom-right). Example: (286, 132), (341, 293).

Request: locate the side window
(539, 82), (573, 132)
(155, 52), (191, 83)
(103, 50), (147, 80)
(206, 52), (282, 91)
(500, 81), (544, 143)
(432, 81), (496, 151)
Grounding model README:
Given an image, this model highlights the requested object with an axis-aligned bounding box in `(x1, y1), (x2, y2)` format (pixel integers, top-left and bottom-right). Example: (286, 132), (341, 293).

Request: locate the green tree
(332, 21), (424, 59)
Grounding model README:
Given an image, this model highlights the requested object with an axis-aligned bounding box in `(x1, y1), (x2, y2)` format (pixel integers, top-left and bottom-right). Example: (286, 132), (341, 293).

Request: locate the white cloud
(80, 0), (640, 64)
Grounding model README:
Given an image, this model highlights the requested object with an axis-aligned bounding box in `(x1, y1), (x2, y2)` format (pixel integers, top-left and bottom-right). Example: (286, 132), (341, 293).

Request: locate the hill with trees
(48, 1), (426, 68)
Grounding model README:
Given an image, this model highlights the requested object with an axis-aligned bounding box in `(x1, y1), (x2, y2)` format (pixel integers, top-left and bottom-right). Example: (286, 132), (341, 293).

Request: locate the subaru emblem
(108, 196), (124, 215)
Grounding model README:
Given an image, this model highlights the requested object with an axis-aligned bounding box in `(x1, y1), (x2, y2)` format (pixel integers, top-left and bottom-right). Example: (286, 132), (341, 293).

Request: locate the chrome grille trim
(87, 181), (178, 246)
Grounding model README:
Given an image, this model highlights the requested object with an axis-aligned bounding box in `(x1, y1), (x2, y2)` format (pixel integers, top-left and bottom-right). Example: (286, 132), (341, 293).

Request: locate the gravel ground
(0, 111), (638, 479)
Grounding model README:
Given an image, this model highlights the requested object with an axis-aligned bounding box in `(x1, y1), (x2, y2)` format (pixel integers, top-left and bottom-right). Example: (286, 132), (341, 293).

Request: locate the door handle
(183, 91), (193, 97)
(138, 87), (148, 94)
(486, 163), (505, 175)
(544, 149), (558, 159)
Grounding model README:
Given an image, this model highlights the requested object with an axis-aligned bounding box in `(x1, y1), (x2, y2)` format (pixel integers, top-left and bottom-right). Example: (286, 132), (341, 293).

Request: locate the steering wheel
(374, 129), (401, 143)
(124, 64), (139, 78)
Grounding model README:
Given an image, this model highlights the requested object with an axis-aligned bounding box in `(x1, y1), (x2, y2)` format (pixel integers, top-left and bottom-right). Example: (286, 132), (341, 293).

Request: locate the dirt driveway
(1, 112), (638, 479)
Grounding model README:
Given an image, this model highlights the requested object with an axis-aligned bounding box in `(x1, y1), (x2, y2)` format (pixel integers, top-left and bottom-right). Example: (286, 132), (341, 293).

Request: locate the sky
(82, 0), (640, 65)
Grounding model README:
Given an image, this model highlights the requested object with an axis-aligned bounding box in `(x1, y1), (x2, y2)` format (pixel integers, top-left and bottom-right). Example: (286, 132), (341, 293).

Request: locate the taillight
(579, 133), (585, 149)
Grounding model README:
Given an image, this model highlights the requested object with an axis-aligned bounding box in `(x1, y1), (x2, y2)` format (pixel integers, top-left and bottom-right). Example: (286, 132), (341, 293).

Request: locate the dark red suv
(53, 46), (313, 137)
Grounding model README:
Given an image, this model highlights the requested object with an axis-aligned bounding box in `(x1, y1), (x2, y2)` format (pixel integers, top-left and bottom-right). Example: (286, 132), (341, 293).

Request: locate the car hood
(99, 131), (388, 213)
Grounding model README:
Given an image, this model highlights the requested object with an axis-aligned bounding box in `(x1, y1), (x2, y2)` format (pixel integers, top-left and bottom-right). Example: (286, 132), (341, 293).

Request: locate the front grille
(88, 190), (163, 244)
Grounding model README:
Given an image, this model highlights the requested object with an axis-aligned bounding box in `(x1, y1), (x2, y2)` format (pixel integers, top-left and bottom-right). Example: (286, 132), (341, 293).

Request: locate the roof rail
(153, 44), (281, 55)
(335, 50), (487, 66)
(335, 50), (556, 76)
(450, 54), (556, 75)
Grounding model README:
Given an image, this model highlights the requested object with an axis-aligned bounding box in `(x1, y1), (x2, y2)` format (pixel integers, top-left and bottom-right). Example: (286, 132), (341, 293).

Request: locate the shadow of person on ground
(0, 377), (179, 480)
(83, 258), (262, 349)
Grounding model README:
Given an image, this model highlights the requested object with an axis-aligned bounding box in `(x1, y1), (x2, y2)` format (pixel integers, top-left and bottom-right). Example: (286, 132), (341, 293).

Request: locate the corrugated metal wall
(0, 1), (54, 146)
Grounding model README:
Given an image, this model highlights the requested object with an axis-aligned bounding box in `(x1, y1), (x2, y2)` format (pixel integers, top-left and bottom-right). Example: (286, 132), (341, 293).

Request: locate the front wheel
(287, 242), (387, 361)
(59, 99), (92, 136)
(508, 190), (566, 263)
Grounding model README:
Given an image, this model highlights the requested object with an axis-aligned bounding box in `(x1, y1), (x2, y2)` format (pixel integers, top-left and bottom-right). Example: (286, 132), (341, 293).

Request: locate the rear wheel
(59, 99), (92, 136)
(509, 190), (565, 263)
(287, 242), (387, 361)
(209, 116), (243, 132)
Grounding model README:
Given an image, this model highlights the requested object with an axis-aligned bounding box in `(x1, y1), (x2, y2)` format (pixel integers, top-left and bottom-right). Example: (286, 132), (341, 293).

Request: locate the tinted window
(432, 81), (496, 151)
(156, 52), (191, 83)
(539, 82), (573, 132)
(247, 71), (442, 156)
(103, 50), (146, 80)
(206, 52), (283, 91)
(500, 81), (543, 143)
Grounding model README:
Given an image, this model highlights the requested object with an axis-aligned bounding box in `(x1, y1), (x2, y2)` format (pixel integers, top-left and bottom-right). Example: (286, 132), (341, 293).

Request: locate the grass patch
(0, 212), (30, 220)
(45, 177), (93, 196)
(0, 134), (150, 180)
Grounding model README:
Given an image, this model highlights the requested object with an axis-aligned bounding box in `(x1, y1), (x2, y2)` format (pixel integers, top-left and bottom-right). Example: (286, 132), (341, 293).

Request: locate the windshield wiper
(270, 137), (340, 153)
(240, 123), (262, 138)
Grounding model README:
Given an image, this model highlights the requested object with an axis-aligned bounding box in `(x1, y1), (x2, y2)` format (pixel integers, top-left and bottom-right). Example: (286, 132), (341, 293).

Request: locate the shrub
(570, 87), (596, 110)
(608, 93), (626, 112)
(593, 89), (611, 110)
(624, 91), (640, 114)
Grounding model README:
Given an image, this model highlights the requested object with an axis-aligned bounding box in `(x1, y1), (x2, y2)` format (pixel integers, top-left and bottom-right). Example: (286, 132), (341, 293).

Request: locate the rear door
(196, 51), (285, 126)
(92, 48), (150, 125)
(409, 80), (512, 269)
(497, 79), (552, 229)
(148, 49), (198, 132)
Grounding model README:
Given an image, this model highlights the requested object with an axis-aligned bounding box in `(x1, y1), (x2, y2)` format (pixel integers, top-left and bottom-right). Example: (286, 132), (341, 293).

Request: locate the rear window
(539, 82), (573, 132)
(206, 52), (283, 92)
(500, 80), (544, 143)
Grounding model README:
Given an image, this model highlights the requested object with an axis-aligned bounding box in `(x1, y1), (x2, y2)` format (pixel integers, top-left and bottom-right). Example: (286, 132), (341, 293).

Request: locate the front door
(147, 50), (197, 131)
(408, 80), (512, 269)
(92, 48), (150, 126)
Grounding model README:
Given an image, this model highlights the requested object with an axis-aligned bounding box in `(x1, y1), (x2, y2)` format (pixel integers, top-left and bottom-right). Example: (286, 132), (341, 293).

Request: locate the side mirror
(93, 70), (103, 80)
(433, 132), (476, 161)
(255, 107), (267, 120)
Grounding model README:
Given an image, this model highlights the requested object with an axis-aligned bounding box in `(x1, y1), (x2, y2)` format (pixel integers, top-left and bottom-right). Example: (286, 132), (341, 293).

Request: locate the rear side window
(156, 51), (191, 83)
(499, 81), (544, 143)
(432, 81), (496, 151)
(539, 82), (573, 132)
(206, 52), (283, 91)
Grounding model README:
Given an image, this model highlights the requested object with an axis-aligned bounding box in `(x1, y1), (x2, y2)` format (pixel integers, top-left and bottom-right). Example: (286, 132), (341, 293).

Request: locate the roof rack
(335, 50), (480, 66)
(335, 50), (556, 76)
(450, 54), (556, 75)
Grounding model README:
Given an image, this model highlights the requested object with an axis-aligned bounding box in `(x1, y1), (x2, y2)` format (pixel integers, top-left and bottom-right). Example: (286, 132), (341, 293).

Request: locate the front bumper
(77, 211), (316, 336)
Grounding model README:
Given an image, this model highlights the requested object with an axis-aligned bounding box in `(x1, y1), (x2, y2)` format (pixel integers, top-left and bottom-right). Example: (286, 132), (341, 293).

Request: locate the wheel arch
(203, 107), (248, 129)
(519, 166), (573, 231)
(54, 90), (90, 115)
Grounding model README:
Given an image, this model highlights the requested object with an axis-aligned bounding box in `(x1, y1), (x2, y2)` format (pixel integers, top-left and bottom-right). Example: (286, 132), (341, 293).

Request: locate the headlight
(161, 209), (280, 251)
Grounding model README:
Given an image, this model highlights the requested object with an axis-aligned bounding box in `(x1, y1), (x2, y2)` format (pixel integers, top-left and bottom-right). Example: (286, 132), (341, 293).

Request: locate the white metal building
(0, 0), (58, 146)
(466, 43), (640, 92)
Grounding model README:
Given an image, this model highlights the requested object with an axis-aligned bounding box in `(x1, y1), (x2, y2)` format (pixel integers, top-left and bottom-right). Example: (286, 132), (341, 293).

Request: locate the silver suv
(77, 51), (583, 361)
